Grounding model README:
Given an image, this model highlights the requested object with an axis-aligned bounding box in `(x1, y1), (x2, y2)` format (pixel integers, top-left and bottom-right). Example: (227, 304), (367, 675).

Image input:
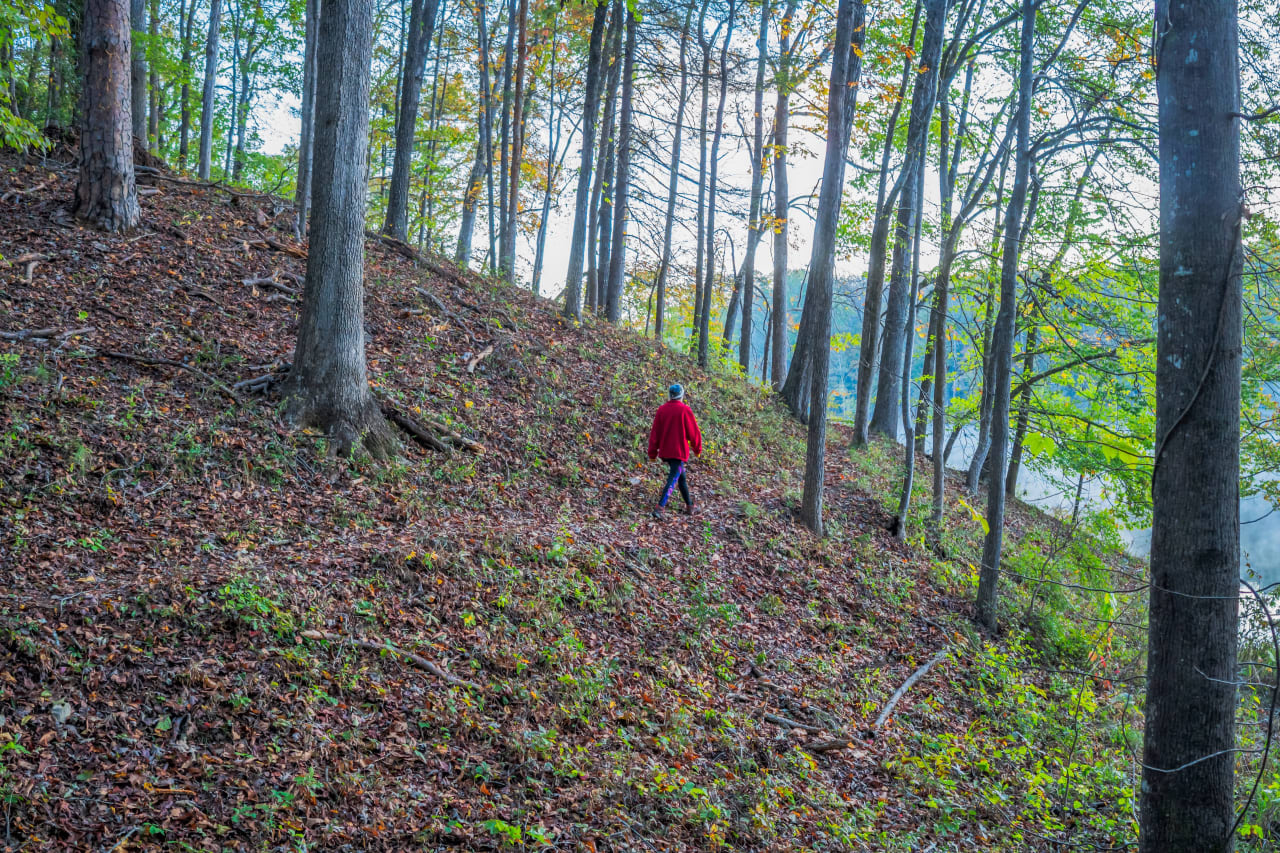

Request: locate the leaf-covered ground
(1, 153), (1143, 851)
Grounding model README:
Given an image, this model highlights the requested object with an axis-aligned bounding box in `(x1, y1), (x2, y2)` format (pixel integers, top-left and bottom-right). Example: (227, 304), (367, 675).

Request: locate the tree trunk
(728, 0), (771, 370)
(589, 2), (622, 314)
(691, 18), (711, 355)
(652, 0), (697, 341)
(530, 5), (560, 296)
(177, 0), (199, 170)
(894, 161), (927, 540)
(868, 0), (948, 438)
(77, 0), (141, 233)
(197, 0), (221, 180)
(1139, 0), (1242, 844)
(496, 0), (517, 271)
(561, 0), (610, 319)
(1003, 317), (1036, 496)
(769, 0), (797, 390)
(801, 0), (865, 535)
(604, 10), (636, 323)
(383, 0), (442, 242)
(974, 0), (1033, 632)
(295, 0), (320, 235)
(455, 0), (497, 266)
(501, 0), (529, 280)
(852, 0), (921, 443)
(147, 0), (159, 150)
(698, 0), (736, 368)
(284, 0), (394, 459)
(130, 0), (146, 140)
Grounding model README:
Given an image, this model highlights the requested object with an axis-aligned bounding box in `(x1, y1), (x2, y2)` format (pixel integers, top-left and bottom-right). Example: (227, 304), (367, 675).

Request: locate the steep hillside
(0, 155), (1140, 851)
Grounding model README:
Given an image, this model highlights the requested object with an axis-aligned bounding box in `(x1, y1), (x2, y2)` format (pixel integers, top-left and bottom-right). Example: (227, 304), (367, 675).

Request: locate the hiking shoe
(650, 508), (664, 521)
(682, 503), (696, 516)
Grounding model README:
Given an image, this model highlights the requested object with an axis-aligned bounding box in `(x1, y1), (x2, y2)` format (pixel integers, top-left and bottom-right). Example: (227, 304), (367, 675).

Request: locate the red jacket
(648, 399), (702, 462)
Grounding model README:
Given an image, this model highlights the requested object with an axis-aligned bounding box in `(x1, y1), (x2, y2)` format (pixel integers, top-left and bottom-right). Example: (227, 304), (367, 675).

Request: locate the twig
(874, 649), (950, 729)
(100, 350), (240, 401)
(300, 629), (479, 689)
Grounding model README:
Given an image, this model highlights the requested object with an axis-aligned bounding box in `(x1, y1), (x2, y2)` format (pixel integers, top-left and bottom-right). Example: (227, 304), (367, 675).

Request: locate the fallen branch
(100, 350), (240, 401)
(466, 343), (494, 373)
(425, 417), (484, 454)
(242, 275), (299, 297)
(1, 179), (53, 203)
(2, 326), (93, 343)
(803, 737), (854, 754)
(414, 287), (465, 326)
(874, 648), (950, 730)
(300, 629), (479, 689)
(763, 713), (824, 734)
(381, 403), (451, 454)
(364, 229), (421, 263)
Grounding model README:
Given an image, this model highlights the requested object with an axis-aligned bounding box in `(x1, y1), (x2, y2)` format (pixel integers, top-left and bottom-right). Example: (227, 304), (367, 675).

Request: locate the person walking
(647, 383), (702, 520)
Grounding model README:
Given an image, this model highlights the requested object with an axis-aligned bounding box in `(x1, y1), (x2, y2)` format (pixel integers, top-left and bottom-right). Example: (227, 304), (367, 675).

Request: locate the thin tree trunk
(147, 0), (159, 150)
(130, 0), (146, 140)
(496, 0), (517, 269)
(1139, 0), (1242, 839)
(698, 0), (736, 368)
(852, 0), (921, 443)
(801, 0), (865, 535)
(295, 0), (320, 235)
(383, 0), (442, 241)
(456, 0), (496, 265)
(78, 0), (141, 233)
(691, 15), (711, 355)
(894, 161), (927, 540)
(197, 0), (221, 180)
(869, 0), (948, 438)
(652, 0), (697, 341)
(500, 0), (529, 280)
(1003, 320), (1036, 496)
(177, 0), (199, 170)
(561, 0), (609, 319)
(975, 0), (1033, 632)
(769, 0), (797, 390)
(284, 0), (394, 459)
(604, 9), (636, 323)
(531, 5), (561, 296)
(590, 2), (622, 313)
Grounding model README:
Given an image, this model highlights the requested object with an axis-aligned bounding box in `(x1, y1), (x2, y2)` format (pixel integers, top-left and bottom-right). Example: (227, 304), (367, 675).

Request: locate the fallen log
(874, 648), (950, 730)
(381, 403), (451, 454)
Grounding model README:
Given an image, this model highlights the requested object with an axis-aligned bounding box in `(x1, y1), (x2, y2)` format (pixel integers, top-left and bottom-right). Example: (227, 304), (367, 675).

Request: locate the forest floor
(0, 151), (1145, 851)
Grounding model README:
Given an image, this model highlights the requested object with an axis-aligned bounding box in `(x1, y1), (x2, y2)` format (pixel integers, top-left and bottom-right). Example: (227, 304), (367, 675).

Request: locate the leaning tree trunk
(561, 0), (609, 320)
(800, 0), (865, 535)
(1139, 0), (1242, 846)
(283, 0), (395, 458)
(295, 0), (320, 236)
(383, 0), (442, 242)
(651, 0), (696, 341)
(868, 0), (947, 439)
(130, 0), (146, 140)
(77, 0), (141, 233)
(604, 9), (636, 323)
(974, 0), (1033, 632)
(197, 0), (221, 180)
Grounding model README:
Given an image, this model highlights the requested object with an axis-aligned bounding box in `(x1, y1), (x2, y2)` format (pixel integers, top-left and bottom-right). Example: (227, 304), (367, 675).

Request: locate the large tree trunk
(727, 0), (771, 371)
(698, 0), (736, 368)
(197, 0), (221, 180)
(604, 10), (636, 323)
(295, 0), (320, 236)
(801, 0), (865, 535)
(130, 0), (146, 140)
(383, 0), (442, 242)
(974, 0), (1033, 632)
(868, 0), (947, 438)
(1139, 0), (1242, 845)
(284, 0), (394, 459)
(652, 0), (697, 341)
(769, 0), (797, 390)
(77, 0), (141, 233)
(561, 0), (610, 319)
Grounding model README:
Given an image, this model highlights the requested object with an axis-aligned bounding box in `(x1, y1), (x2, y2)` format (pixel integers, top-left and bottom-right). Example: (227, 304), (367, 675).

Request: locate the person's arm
(688, 409), (703, 456)
(647, 413), (659, 459)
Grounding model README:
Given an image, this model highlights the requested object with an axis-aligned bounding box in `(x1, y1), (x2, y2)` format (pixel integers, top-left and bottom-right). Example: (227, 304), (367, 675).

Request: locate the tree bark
(801, 0), (865, 536)
(77, 0), (141, 233)
(284, 0), (395, 458)
(177, 0), (199, 170)
(691, 13), (712, 355)
(1139, 0), (1242, 845)
(974, 0), (1033, 632)
(295, 0), (321, 235)
(604, 10), (636, 323)
(197, 0), (221, 180)
(652, 0), (697, 342)
(147, 0), (159, 150)
(531, 5), (561, 296)
(383, 0), (442, 242)
(496, 0), (517, 271)
(894, 158), (927, 540)
(130, 0), (146, 140)
(455, 0), (497, 266)
(868, 0), (948, 438)
(589, 1), (623, 313)
(561, 0), (610, 319)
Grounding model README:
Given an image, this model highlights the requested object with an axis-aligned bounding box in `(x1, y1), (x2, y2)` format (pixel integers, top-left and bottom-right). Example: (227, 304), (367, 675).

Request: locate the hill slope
(0, 155), (1139, 851)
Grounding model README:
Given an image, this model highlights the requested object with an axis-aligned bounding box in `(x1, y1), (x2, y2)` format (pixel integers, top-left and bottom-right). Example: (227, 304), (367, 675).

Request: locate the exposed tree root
(300, 629), (480, 689)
